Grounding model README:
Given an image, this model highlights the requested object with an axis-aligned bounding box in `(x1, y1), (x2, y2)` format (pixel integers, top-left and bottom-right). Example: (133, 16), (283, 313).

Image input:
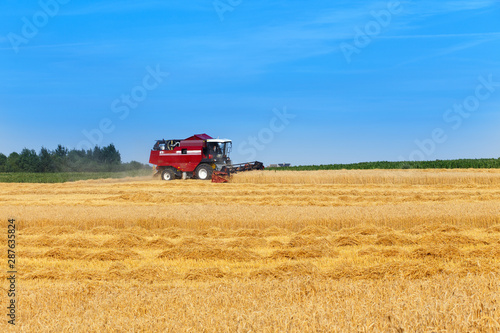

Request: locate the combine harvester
(149, 134), (264, 183)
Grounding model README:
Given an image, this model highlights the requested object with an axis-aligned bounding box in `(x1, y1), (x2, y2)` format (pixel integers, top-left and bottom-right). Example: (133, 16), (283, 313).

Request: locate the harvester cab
(149, 134), (263, 182)
(206, 139), (232, 168)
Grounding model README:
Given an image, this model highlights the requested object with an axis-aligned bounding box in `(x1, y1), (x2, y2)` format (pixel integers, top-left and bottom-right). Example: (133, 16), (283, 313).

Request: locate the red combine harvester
(149, 134), (264, 182)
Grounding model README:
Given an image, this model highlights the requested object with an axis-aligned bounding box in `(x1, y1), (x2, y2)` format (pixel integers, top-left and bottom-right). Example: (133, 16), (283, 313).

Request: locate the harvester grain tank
(149, 134), (264, 182)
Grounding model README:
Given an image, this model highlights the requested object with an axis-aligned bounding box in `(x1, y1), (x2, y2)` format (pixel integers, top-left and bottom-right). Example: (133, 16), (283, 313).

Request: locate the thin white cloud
(380, 32), (500, 39)
(441, 0), (498, 11)
(158, 0), (500, 74)
(405, 0), (498, 16)
(0, 42), (90, 51)
(60, 0), (210, 16)
(3, 1), (498, 74)
(394, 37), (499, 67)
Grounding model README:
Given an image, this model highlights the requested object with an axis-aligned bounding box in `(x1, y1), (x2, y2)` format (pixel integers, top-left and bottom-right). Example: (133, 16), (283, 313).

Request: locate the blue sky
(1, 0), (499, 165)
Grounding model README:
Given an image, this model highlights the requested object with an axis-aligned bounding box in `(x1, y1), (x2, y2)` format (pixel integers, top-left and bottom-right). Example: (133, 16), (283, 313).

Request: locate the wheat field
(1, 169), (500, 332)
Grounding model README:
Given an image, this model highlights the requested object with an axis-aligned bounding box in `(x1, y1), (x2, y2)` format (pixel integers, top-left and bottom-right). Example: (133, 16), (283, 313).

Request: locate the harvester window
(208, 143), (223, 156)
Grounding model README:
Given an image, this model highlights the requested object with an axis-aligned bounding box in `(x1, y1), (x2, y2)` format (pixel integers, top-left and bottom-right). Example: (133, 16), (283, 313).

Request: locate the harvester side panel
(149, 139), (206, 172)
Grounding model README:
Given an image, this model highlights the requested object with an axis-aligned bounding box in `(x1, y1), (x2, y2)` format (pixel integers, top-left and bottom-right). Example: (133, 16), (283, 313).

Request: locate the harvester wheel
(195, 164), (213, 180)
(161, 168), (175, 181)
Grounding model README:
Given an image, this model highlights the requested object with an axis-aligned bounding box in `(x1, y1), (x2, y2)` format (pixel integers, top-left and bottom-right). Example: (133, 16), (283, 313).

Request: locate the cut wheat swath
(1, 169), (499, 332)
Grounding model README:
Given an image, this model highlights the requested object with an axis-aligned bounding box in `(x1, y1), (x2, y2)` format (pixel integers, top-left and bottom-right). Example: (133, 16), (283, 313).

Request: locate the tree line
(0, 144), (150, 173)
(268, 158), (500, 171)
